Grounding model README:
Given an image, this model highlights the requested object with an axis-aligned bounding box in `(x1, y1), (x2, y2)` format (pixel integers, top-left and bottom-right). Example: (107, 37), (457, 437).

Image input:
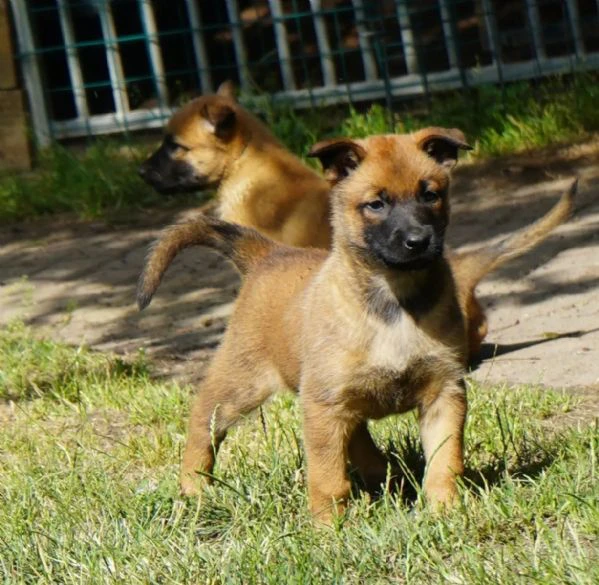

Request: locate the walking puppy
(138, 87), (575, 360)
(138, 128), (475, 522)
(138, 82), (331, 248)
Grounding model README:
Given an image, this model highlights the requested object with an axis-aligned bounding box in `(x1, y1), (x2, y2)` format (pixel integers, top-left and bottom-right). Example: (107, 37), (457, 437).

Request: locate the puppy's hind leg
(180, 357), (277, 497)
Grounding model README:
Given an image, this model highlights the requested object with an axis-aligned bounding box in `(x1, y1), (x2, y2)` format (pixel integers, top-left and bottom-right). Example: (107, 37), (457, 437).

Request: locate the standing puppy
(138, 129), (474, 522)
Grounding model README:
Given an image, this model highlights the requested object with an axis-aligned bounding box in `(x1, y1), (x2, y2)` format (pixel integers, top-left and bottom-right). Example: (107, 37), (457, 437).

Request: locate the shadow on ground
(1, 142), (598, 387)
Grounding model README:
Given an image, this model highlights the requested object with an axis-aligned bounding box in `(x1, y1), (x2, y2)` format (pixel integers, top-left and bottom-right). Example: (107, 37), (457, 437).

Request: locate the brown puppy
(138, 82), (331, 248)
(138, 88), (575, 360)
(138, 128), (478, 523)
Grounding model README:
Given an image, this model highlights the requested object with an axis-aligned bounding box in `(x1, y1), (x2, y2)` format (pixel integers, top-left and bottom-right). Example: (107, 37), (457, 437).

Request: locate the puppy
(138, 87), (575, 360)
(138, 128), (482, 523)
(138, 82), (331, 248)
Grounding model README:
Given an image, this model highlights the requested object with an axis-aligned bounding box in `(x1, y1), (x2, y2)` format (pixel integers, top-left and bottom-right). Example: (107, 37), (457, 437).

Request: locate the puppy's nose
(404, 233), (431, 252)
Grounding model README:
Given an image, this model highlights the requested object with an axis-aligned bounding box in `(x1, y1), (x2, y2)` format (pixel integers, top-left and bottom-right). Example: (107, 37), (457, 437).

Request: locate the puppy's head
(138, 82), (244, 194)
(309, 128), (471, 271)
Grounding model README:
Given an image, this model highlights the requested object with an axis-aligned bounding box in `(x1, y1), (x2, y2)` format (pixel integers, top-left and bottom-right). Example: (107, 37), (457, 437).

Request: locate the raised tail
(137, 215), (276, 309)
(451, 178), (577, 292)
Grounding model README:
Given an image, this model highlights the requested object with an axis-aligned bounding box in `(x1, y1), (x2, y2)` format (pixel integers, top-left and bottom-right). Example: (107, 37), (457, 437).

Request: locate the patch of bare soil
(1, 141), (598, 397)
(542, 386), (599, 431)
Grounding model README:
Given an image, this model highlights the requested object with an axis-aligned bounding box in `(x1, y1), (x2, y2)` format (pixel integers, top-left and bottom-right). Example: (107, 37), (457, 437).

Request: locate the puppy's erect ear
(308, 138), (366, 183)
(201, 102), (236, 140)
(216, 80), (238, 102)
(414, 127), (472, 169)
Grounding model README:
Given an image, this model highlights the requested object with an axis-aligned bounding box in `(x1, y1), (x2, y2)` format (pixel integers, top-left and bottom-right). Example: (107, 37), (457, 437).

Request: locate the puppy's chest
(342, 318), (456, 418)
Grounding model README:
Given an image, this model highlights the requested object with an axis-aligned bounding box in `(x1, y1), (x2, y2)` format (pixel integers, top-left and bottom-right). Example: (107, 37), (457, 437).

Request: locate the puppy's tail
(452, 178), (577, 291)
(137, 215), (276, 310)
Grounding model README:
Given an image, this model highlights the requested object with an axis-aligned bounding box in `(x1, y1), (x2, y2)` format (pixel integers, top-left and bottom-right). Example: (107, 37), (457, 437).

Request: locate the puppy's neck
(218, 136), (323, 213)
(330, 246), (448, 322)
(220, 135), (251, 184)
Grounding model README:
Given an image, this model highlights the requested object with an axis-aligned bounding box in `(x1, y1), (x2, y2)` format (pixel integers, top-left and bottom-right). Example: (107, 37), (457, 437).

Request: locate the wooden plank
(0, 89), (31, 170)
(0, 0), (17, 89)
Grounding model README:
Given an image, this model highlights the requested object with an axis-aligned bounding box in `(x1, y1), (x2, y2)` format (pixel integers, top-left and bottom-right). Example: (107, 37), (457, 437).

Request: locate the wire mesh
(8, 0), (599, 144)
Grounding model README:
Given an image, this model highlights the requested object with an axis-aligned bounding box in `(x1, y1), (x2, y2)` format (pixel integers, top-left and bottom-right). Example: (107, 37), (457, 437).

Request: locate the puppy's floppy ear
(414, 127), (472, 169)
(216, 80), (238, 102)
(201, 102), (236, 140)
(308, 138), (366, 183)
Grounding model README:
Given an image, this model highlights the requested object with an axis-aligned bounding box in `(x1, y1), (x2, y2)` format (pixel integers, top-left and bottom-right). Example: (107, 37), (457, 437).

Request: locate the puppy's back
(227, 246), (327, 387)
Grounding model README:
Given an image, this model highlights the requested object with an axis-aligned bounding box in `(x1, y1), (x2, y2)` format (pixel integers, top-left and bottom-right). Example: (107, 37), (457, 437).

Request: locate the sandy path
(1, 143), (598, 393)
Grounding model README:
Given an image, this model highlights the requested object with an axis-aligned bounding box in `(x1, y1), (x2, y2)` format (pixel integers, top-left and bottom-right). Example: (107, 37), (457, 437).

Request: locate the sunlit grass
(0, 322), (597, 583)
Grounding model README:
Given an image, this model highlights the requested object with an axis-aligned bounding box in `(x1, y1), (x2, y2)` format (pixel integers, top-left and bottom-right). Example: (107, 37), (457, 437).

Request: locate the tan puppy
(138, 82), (331, 248)
(138, 87), (575, 360)
(139, 128), (482, 523)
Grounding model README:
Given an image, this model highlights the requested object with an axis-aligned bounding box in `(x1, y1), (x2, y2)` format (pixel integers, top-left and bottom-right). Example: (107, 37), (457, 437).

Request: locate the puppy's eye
(165, 136), (190, 152)
(420, 190), (439, 204)
(364, 200), (386, 212)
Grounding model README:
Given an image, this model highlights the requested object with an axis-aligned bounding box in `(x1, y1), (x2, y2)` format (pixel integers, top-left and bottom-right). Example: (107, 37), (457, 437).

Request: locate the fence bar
(224, 0), (251, 91)
(351, 0), (378, 81)
(309, 0), (336, 86)
(524, 0), (546, 61)
(268, 0), (296, 91)
(395, 0), (417, 74)
(479, 0), (503, 81)
(97, 1), (129, 116)
(185, 0), (213, 93)
(56, 0), (89, 119)
(51, 106), (173, 138)
(438, 0), (458, 69)
(138, 0), (169, 107)
(8, 0), (51, 145)
(267, 51), (599, 110)
(564, 0), (585, 57)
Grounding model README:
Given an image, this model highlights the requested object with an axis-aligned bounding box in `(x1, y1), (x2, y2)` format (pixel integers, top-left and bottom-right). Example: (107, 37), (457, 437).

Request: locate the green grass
(338, 74), (599, 158)
(261, 73), (599, 163)
(0, 141), (206, 223)
(1, 322), (597, 583)
(0, 142), (152, 222)
(2, 74), (598, 223)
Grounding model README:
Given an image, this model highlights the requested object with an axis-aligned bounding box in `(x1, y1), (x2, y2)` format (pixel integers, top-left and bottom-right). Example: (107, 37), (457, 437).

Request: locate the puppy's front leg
(418, 381), (467, 509)
(302, 399), (355, 524)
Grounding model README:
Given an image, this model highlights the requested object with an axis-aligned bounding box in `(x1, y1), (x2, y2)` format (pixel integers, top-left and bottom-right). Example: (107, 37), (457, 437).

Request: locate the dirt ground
(1, 142), (598, 408)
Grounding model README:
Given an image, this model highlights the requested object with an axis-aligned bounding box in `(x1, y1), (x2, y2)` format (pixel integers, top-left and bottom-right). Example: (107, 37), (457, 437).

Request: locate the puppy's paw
(180, 472), (209, 498)
(310, 496), (348, 527)
(424, 480), (459, 512)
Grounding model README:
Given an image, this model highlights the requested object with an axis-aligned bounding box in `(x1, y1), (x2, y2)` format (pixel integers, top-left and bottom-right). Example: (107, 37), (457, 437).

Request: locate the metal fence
(9, 0), (599, 146)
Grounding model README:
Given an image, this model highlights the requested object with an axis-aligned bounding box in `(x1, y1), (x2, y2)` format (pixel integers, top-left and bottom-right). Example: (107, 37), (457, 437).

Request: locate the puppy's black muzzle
(365, 203), (445, 270)
(138, 143), (175, 192)
(402, 231), (432, 253)
(138, 162), (162, 186)
(138, 142), (204, 195)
